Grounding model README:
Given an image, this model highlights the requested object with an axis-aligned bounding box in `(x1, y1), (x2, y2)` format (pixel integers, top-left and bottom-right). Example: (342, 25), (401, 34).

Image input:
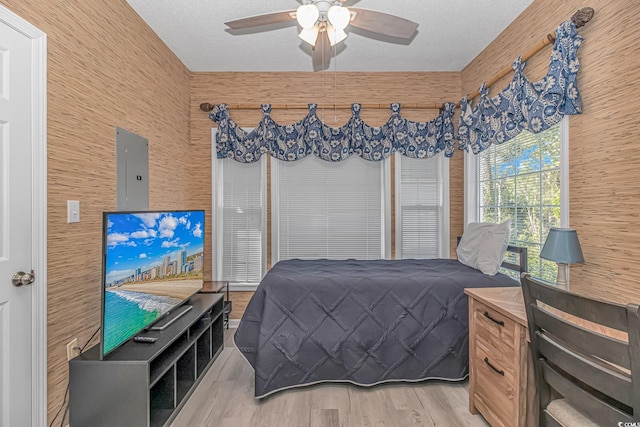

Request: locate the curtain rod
(199, 102), (444, 112)
(199, 7), (594, 113)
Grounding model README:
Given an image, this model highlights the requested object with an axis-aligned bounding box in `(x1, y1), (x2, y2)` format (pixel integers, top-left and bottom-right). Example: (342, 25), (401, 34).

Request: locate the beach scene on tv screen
(103, 211), (204, 355)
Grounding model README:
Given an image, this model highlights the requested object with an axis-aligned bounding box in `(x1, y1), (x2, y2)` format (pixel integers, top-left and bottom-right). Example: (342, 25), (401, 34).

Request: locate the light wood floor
(171, 329), (489, 427)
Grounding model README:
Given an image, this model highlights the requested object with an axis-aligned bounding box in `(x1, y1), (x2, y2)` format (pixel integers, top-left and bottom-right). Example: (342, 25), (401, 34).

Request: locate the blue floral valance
(458, 19), (583, 154)
(210, 102), (456, 162)
(211, 20), (584, 160)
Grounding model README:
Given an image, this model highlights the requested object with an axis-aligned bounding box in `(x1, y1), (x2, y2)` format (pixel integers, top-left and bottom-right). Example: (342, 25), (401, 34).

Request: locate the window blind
(272, 155), (387, 261)
(212, 129), (266, 285)
(477, 124), (561, 282)
(396, 155), (449, 259)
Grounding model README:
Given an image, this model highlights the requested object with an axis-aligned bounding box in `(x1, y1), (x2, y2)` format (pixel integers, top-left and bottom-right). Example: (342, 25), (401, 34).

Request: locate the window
(213, 130), (453, 282)
(272, 155), (390, 261)
(212, 129), (266, 287)
(396, 155), (449, 259)
(467, 120), (568, 282)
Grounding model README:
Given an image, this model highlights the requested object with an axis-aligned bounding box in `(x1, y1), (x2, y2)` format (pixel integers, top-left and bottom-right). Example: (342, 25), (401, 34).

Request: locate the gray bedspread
(234, 258), (519, 398)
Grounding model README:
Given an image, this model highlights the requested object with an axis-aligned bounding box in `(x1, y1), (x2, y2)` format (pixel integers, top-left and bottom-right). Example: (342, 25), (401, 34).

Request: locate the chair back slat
(526, 276), (627, 331)
(542, 361), (634, 425)
(521, 274), (640, 425)
(542, 412), (563, 427)
(532, 304), (630, 370)
(628, 304), (640, 415)
(537, 333), (632, 406)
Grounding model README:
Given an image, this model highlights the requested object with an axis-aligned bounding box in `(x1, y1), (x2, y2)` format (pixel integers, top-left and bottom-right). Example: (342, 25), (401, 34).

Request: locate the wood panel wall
(0, 0), (192, 423)
(461, 0), (640, 304)
(189, 71), (463, 314)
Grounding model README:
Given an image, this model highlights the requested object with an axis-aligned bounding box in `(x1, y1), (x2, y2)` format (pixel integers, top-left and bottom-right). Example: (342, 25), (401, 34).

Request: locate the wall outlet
(66, 338), (80, 360)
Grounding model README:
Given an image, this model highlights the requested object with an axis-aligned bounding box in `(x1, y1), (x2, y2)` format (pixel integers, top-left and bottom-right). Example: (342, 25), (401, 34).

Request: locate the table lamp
(540, 228), (584, 289)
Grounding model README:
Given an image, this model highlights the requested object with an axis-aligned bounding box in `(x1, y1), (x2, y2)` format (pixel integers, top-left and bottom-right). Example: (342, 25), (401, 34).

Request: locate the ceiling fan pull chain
(321, 33), (325, 123)
(334, 39), (338, 122)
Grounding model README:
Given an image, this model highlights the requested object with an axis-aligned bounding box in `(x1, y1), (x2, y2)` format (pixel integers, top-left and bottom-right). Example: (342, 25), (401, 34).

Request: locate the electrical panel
(116, 127), (149, 211)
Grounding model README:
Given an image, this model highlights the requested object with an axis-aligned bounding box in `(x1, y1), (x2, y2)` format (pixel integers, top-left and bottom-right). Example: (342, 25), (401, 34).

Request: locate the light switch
(67, 200), (80, 223)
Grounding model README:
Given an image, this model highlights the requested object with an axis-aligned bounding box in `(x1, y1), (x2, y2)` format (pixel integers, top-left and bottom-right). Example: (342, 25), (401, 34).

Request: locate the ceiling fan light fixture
(299, 25), (320, 46)
(327, 25), (348, 46)
(296, 4), (320, 29)
(327, 5), (351, 31)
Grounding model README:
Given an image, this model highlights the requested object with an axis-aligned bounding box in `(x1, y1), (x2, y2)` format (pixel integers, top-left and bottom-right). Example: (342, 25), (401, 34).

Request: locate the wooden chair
(521, 274), (640, 426)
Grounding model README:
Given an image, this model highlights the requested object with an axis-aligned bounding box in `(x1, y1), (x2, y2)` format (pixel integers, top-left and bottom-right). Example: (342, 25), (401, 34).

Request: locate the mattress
(234, 258), (519, 398)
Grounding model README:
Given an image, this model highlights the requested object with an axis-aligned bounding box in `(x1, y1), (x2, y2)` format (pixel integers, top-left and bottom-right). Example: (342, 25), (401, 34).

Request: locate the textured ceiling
(126, 0), (534, 72)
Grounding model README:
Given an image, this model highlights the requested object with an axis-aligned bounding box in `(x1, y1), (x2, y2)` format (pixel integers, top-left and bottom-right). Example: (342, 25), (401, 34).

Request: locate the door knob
(12, 270), (35, 287)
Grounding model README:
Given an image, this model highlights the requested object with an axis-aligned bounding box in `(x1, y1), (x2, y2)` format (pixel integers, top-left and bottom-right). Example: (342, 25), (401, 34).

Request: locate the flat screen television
(100, 209), (205, 358)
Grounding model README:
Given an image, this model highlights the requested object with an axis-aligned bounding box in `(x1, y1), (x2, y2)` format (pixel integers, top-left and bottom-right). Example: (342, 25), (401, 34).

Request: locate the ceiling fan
(225, 0), (419, 71)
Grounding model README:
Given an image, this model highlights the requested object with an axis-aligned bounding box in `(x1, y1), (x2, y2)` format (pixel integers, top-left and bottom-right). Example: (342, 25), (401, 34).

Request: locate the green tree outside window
(477, 123), (561, 283)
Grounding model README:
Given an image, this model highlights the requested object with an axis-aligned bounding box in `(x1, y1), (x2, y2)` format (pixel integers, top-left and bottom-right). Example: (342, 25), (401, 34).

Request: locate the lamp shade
(327, 5), (351, 31)
(327, 25), (348, 46)
(298, 26), (319, 46)
(540, 228), (585, 264)
(296, 4), (320, 29)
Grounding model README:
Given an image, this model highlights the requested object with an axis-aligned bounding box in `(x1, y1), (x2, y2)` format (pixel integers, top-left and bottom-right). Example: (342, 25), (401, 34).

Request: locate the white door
(0, 10), (44, 427)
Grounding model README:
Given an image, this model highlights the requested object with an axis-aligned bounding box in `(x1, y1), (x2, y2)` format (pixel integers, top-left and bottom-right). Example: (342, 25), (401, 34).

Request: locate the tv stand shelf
(70, 293), (224, 427)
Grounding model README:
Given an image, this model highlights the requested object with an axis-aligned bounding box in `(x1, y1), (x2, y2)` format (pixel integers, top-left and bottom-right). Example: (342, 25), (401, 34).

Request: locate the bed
(234, 245), (527, 398)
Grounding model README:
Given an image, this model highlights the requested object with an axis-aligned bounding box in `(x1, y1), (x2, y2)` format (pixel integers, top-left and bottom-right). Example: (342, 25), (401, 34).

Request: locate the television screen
(101, 210), (205, 358)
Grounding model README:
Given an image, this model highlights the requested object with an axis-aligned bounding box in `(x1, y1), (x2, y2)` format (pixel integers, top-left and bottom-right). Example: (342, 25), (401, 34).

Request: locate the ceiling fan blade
(225, 10), (296, 30)
(312, 31), (331, 72)
(348, 8), (418, 38)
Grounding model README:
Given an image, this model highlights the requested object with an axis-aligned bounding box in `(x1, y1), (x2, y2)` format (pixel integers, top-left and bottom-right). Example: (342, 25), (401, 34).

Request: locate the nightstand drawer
(473, 300), (518, 352)
(474, 339), (517, 427)
(466, 288), (531, 427)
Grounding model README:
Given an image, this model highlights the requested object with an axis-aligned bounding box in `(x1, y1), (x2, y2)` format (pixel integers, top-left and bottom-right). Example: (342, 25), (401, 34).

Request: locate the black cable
(59, 401), (69, 427)
(48, 383), (68, 427)
(49, 327), (100, 427)
(79, 327), (101, 352)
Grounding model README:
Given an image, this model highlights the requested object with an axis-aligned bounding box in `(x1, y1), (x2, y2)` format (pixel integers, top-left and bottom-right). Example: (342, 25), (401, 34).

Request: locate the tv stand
(69, 293), (224, 427)
(149, 304), (193, 331)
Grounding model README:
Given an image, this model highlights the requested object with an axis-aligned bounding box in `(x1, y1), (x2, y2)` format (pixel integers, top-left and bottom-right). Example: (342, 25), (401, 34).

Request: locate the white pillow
(457, 220), (511, 276)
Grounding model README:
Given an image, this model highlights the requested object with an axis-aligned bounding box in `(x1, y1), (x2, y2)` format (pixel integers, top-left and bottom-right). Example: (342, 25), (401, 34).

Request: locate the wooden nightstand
(465, 287), (535, 427)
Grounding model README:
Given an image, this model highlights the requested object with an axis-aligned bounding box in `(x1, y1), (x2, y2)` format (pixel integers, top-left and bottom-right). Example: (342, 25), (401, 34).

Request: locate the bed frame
(503, 244), (528, 275)
(456, 236), (528, 276)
